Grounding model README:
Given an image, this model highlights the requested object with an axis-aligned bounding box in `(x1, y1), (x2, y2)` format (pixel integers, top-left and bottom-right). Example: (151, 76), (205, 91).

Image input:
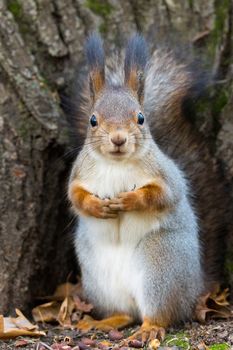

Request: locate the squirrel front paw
(109, 191), (143, 212)
(83, 195), (118, 219)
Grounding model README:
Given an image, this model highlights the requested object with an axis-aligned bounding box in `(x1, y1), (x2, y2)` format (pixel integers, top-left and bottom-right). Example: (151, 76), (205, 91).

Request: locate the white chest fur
(78, 159), (160, 245)
(84, 159), (151, 198)
(76, 159), (159, 315)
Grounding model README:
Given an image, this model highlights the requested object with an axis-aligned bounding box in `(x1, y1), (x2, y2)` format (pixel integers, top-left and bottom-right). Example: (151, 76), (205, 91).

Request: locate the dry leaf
(73, 295), (93, 313)
(32, 301), (61, 323)
(0, 309), (45, 339)
(57, 297), (75, 327)
(211, 287), (230, 306)
(33, 280), (92, 328)
(195, 285), (232, 322)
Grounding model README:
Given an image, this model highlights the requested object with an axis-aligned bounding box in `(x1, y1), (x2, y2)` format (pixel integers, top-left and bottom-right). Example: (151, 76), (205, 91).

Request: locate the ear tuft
(85, 33), (105, 101)
(124, 34), (148, 102)
(85, 33), (105, 72)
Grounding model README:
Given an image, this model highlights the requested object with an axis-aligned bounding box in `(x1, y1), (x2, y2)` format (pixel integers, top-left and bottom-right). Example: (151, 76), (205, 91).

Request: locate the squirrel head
(85, 33), (150, 161)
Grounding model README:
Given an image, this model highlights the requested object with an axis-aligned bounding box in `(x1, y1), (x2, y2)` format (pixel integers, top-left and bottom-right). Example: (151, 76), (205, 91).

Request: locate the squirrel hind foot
(126, 317), (166, 345)
(76, 313), (134, 333)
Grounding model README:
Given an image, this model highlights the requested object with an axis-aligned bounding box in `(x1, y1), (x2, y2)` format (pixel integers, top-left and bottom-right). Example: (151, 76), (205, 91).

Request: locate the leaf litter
(195, 285), (232, 323)
(32, 282), (93, 327)
(0, 309), (45, 339)
(0, 282), (232, 349)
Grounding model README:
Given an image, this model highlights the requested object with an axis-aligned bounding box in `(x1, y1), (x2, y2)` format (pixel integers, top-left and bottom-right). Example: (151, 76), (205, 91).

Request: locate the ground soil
(0, 319), (232, 350)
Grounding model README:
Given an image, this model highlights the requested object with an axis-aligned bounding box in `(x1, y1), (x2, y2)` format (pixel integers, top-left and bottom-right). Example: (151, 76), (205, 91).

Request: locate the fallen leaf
(32, 301), (61, 323)
(0, 309), (45, 339)
(57, 297), (75, 327)
(195, 285), (232, 322)
(73, 295), (93, 313)
(33, 281), (90, 328)
(211, 287), (230, 307)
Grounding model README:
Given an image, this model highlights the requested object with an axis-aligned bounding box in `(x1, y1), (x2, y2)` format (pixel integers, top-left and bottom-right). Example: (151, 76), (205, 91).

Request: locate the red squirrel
(68, 34), (229, 343)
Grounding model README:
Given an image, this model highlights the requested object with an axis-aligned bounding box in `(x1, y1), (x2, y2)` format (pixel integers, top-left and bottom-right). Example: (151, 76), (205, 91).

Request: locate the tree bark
(0, 0), (232, 314)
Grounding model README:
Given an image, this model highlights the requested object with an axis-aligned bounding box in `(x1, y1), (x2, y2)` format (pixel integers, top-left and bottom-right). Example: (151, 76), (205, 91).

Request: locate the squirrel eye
(137, 112), (144, 125)
(90, 114), (98, 127)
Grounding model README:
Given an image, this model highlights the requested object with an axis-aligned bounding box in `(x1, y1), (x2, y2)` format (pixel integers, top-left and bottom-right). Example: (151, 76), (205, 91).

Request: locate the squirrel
(67, 34), (229, 342)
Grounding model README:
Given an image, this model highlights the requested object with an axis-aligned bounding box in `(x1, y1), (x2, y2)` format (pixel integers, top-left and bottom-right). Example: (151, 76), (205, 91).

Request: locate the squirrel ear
(124, 34), (148, 103)
(85, 33), (105, 102)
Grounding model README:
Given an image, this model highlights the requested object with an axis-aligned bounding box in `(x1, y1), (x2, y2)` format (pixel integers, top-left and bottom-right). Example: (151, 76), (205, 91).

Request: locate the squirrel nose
(111, 136), (127, 147)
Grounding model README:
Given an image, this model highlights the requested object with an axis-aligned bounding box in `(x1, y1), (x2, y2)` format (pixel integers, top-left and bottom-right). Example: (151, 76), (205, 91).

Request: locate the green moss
(209, 343), (230, 350)
(188, 0), (193, 8)
(207, 0), (230, 59)
(7, 0), (22, 18)
(212, 88), (229, 118)
(7, 0), (31, 36)
(85, 0), (113, 17)
(214, 0), (229, 34)
(85, 0), (114, 35)
(163, 332), (190, 349)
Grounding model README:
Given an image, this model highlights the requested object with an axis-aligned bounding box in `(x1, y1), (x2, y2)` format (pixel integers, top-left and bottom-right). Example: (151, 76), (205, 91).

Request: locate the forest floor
(0, 319), (233, 350)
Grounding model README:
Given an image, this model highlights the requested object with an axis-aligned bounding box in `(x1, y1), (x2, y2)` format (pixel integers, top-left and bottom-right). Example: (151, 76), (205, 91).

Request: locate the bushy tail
(144, 50), (208, 129)
(144, 50), (227, 287)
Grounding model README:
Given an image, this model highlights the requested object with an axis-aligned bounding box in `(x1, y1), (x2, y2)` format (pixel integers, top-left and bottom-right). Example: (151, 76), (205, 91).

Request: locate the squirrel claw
(100, 207), (118, 219)
(126, 323), (165, 345)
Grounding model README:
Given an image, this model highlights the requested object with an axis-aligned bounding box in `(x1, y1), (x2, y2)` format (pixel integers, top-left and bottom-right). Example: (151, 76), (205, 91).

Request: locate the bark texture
(0, 0), (232, 314)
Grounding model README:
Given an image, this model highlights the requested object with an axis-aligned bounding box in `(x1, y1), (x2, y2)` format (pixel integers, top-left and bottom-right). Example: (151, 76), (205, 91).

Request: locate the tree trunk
(0, 0), (232, 314)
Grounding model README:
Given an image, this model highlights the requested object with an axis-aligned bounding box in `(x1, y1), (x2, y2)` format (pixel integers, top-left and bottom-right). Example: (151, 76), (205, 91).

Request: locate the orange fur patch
(77, 314), (133, 332)
(91, 70), (105, 98)
(142, 316), (167, 329)
(70, 184), (90, 210)
(69, 182), (117, 219)
(125, 68), (139, 99)
(110, 180), (167, 212)
(139, 181), (166, 211)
